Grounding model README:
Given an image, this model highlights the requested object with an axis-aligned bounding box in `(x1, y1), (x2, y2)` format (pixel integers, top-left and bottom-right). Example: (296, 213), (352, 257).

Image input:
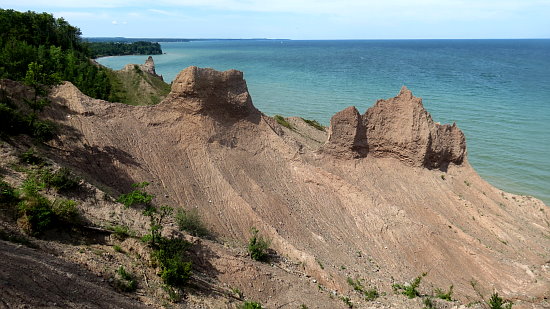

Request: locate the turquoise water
(98, 40), (550, 205)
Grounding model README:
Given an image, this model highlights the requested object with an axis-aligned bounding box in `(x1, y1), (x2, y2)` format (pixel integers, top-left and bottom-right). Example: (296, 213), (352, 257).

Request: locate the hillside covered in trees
(0, 9), (112, 100)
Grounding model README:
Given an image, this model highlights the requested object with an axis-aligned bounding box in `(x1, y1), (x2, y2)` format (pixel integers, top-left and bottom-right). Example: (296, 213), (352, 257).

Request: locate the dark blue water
(98, 40), (550, 204)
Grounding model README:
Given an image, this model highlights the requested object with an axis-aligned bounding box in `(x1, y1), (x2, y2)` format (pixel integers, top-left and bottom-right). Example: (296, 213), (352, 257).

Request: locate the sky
(3, 0), (550, 39)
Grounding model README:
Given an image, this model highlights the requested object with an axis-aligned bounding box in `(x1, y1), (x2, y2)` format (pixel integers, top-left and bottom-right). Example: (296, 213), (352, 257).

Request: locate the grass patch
(274, 115), (293, 130)
(302, 118), (325, 131)
(240, 301), (263, 309)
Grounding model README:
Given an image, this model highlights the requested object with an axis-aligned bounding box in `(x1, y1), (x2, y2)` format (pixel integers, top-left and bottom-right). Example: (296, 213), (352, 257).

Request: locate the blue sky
(4, 0), (550, 39)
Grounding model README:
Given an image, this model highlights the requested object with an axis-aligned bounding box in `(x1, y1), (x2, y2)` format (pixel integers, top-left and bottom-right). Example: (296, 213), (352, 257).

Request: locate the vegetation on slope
(88, 41), (162, 58)
(106, 64), (171, 105)
(0, 9), (169, 106)
(0, 9), (111, 100)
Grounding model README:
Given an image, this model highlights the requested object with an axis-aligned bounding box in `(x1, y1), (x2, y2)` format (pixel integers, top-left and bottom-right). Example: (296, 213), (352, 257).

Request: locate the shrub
(117, 182), (154, 207)
(340, 296), (353, 308)
(20, 174), (44, 198)
(392, 272), (427, 299)
(364, 288), (380, 301)
(44, 167), (80, 192)
(423, 297), (435, 309)
(0, 180), (19, 205)
(176, 208), (209, 237)
(435, 285), (453, 301)
(241, 301), (263, 309)
(347, 277), (379, 301)
(302, 118), (325, 131)
(31, 119), (57, 142)
(247, 227), (270, 262)
(51, 198), (79, 224)
(19, 148), (44, 165)
(17, 195), (53, 235)
(152, 237), (192, 287)
(274, 115), (293, 130)
(114, 266), (137, 292)
(112, 225), (132, 240)
(488, 293), (513, 309)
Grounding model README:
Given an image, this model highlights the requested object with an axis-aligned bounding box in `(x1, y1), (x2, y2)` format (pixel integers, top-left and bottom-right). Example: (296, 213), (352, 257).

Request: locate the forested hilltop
(0, 9), (113, 100)
(88, 41), (162, 58)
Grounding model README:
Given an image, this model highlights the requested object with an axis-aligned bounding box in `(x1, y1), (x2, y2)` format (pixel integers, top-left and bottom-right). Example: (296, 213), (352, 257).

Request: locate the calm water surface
(98, 40), (550, 204)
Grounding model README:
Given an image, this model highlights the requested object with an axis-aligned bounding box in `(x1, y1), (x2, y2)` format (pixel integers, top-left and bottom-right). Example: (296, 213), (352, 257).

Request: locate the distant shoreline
(84, 37), (550, 43)
(85, 37), (290, 43)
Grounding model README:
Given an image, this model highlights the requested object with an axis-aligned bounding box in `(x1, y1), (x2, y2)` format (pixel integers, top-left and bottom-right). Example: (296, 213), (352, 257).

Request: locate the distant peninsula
(88, 41), (163, 58)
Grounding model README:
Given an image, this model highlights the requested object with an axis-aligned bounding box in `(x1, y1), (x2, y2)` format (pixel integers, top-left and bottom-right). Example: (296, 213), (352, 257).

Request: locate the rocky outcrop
(164, 66), (259, 118)
(321, 106), (367, 159)
(140, 56), (163, 81)
(322, 86), (466, 169)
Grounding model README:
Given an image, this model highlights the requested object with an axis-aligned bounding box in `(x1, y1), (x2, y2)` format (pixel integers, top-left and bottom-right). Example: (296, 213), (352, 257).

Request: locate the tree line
(88, 41), (162, 58)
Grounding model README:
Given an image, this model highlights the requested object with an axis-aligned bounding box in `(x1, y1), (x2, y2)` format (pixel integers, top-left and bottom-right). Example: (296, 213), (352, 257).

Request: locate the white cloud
(148, 9), (174, 15)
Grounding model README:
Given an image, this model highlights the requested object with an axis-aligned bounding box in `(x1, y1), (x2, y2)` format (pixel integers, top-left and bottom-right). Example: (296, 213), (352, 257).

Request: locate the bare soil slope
(31, 66), (550, 307)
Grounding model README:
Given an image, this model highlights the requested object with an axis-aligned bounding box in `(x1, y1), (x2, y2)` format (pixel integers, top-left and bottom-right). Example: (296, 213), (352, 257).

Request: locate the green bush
(423, 297), (435, 309)
(435, 285), (453, 301)
(51, 199), (79, 223)
(175, 208), (209, 237)
(392, 273), (427, 299)
(20, 174), (44, 198)
(17, 195), (53, 235)
(0, 179), (19, 205)
(247, 227), (270, 262)
(111, 225), (132, 240)
(44, 167), (80, 192)
(18, 148), (44, 165)
(488, 293), (513, 309)
(117, 182), (154, 207)
(31, 119), (57, 142)
(364, 288), (380, 301)
(340, 296), (353, 308)
(347, 277), (379, 301)
(152, 237), (192, 287)
(114, 266), (137, 292)
(240, 301), (263, 309)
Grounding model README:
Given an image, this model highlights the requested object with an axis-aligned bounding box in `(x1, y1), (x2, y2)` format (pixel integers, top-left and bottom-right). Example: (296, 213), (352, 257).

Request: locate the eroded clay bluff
(322, 86), (466, 169)
(40, 66), (549, 306)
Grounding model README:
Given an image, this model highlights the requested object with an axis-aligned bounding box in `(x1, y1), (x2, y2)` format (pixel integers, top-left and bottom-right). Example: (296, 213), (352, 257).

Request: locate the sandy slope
(7, 65), (548, 307)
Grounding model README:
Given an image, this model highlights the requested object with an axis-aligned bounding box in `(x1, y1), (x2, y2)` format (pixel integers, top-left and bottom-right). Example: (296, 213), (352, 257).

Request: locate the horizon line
(84, 37), (550, 41)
